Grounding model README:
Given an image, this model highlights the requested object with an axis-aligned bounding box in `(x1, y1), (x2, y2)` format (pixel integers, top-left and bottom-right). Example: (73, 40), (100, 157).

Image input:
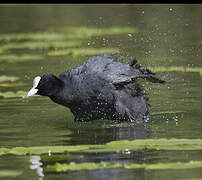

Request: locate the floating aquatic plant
(41, 154), (83, 164)
(0, 26), (138, 42)
(0, 170), (22, 177)
(148, 66), (202, 76)
(0, 32), (67, 41)
(0, 75), (19, 83)
(1, 139), (202, 156)
(0, 82), (26, 87)
(61, 26), (139, 38)
(0, 40), (81, 52)
(0, 75), (25, 87)
(45, 160), (202, 172)
(0, 54), (44, 63)
(0, 91), (26, 98)
(48, 47), (119, 57)
(46, 161), (122, 172)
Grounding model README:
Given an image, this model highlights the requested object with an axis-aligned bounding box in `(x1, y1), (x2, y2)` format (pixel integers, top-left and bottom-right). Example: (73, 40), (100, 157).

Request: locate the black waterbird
(27, 54), (165, 122)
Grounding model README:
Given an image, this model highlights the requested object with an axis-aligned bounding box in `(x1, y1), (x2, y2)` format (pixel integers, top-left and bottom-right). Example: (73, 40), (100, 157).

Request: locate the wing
(107, 58), (165, 88)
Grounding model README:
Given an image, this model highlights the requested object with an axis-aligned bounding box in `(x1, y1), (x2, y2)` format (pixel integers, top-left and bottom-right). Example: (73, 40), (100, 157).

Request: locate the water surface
(0, 4), (202, 180)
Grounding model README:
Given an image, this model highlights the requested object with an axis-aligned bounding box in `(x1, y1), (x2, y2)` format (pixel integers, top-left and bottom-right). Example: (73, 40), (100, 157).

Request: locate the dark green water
(0, 4), (202, 179)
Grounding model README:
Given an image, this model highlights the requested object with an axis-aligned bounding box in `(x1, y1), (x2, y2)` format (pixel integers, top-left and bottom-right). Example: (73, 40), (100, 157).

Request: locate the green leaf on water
(46, 161), (122, 172)
(0, 91), (26, 98)
(0, 40), (81, 52)
(48, 47), (119, 57)
(61, 26), (139, 38)
(0, 170), (22, 177)
(0, 148), (9, 156)
(148, 66), (202, 76)
(0, 76), (25, 87)
(45, 160), (202, 172)
(6, 145), (90, 156)
(0, 75), (19, 83)
(1, 139), (202, 156)
(0, 82), (26, 87)
(0, 26), (138, 42)
(0, 54), (44, 63)
(0, 32), (67, 41)
(41, 154), (83, 164)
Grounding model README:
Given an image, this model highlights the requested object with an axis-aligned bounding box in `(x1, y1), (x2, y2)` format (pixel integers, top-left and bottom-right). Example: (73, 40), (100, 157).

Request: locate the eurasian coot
(27, 54), (165, 122)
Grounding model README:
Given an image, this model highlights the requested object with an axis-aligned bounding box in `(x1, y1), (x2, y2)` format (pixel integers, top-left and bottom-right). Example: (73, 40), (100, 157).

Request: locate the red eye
(39, 82), (44, 87)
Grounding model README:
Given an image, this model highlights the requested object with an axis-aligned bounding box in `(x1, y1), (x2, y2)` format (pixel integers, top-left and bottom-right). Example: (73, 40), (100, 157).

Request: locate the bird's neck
(49, 83), (73, 107)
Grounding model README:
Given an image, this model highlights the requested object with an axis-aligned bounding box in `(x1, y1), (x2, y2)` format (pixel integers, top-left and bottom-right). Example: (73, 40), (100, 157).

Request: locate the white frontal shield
(27, 76), (41, 97)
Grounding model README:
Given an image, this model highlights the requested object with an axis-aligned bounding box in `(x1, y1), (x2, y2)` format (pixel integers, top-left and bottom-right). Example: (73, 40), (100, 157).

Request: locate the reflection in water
(29, 148), (147, 180)
(30, 156), (44, 180)
(115, 124), (149, 141)
(0, 4), (202, 180)
(68, 123), (150, 145)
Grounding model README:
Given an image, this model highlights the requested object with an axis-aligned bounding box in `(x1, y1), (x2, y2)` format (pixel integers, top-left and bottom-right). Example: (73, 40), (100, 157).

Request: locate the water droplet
(48, 150), (51, 156)
(123, 148), (131, 154)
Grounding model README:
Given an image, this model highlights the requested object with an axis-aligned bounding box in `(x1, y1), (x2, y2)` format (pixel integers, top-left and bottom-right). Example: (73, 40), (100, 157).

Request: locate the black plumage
(31, 54), (165, 122)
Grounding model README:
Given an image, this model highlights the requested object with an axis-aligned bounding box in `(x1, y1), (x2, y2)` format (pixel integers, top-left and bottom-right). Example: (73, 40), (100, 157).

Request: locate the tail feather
(113, 58), (166, 88)
(129, 58), (137, 67)
(129, 58), (156, 75)
(129, 57), (164, 83)
(142, 68), (156, 75)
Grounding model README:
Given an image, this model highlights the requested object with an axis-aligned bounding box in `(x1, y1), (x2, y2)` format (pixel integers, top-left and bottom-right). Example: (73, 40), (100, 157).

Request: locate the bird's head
(27, 74), (63, 97)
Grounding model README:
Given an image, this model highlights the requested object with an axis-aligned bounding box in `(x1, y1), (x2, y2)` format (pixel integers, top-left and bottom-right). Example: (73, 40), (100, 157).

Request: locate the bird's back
(58, 55), (115, 104)
(59, 54), (145, 84)
(56, 54), (164, 122)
